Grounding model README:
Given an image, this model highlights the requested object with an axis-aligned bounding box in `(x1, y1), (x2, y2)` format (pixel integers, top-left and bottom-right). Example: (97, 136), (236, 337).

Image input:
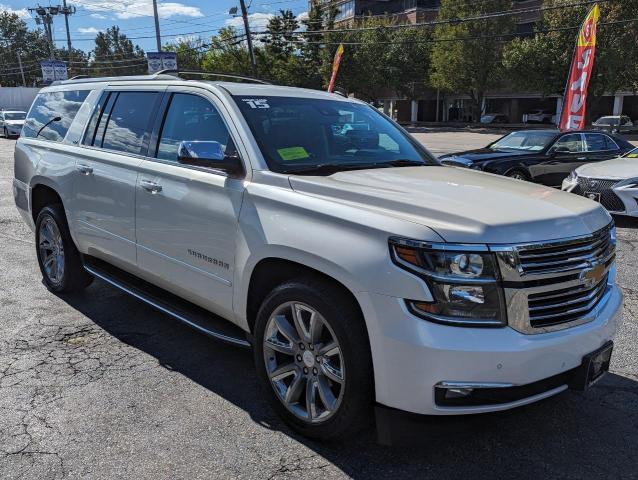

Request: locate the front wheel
(253, 277), (373, 440)
(506, 170), (529, 181)
(35, 205), (93, 293)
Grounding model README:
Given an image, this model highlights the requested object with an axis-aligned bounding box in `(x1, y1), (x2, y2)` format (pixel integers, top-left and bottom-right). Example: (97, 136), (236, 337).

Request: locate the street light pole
(152, 0), (162, 51)
(61, 0), (75, 57)
(239, 0), (257, 77)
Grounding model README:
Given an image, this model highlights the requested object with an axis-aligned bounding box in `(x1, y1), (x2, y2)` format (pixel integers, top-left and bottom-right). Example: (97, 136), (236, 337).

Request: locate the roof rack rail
(155, 69), (272, 85)
(68, 75), (90, 80)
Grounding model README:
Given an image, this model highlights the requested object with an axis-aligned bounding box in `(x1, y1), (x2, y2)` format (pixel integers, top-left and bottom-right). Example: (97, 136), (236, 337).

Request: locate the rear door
(134, 87), (247, 318)
(72, 88), (163, 267)
(584, 133), (623, 162)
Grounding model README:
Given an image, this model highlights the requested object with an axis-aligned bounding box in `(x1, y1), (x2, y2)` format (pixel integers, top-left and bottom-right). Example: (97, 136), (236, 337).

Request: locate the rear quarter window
(22, 90), (90, 142)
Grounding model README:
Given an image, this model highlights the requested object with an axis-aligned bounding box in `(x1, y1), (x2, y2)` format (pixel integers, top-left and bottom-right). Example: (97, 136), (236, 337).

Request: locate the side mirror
(177, 141), (243, 176)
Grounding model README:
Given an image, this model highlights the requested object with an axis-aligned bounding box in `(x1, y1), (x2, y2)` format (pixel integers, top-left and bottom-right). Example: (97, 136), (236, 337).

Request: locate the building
(310, 0), (637, 124)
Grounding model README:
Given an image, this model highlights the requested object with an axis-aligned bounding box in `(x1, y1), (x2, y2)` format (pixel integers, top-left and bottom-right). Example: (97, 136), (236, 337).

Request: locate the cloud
(90, 13), (107, 19)
(0, 3), (30, 19)
(226, 12), (274, 32)
(78, 27), (102, 35)
(77, 1), (203, 20)
(296, 11), (309, 22)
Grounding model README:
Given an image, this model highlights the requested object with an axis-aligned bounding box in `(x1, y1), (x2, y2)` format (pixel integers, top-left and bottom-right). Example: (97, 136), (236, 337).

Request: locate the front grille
(527, 275), (609, 328)
(516, 224), (614, 276)
(498, 223), (616, 333)
(573, 177), (625, 212)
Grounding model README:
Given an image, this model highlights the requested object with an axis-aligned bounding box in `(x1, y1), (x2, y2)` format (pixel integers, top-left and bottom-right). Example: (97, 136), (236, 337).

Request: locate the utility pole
(61, 0), (76, 58)
(152, 0), (162, 51)
(239, 0), (257, 76)
(17, 52), (26, 86)
(30, 6), (57, 59)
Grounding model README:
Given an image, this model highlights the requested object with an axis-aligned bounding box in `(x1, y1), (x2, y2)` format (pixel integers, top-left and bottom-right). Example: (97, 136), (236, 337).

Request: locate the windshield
(491, 131), (556, 151)
(233, 95), (436, 173)
(4, 112), (26, 120)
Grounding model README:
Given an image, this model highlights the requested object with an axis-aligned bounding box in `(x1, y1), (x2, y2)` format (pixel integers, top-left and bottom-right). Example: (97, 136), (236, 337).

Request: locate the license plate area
(570, 341), (613, 391)
(584, 191), (601, 203)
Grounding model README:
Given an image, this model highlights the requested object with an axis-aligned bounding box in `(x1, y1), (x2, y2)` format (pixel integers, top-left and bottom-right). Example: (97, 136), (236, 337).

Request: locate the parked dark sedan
(439, 129), (635, 187)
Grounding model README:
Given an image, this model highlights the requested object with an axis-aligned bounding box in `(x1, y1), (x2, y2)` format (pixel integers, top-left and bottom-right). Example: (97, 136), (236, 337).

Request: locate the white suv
(13, 74), (622, 441)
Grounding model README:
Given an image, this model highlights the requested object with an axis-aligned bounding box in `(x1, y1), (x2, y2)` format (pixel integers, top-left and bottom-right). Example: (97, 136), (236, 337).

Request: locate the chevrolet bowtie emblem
(582, 262), (606, 285)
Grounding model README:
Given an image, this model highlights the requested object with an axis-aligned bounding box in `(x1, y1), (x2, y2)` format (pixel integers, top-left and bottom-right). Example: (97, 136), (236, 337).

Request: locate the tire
(253, 276), (373, 441)
(2, 127), (7, 138)
(506, 169), (530, 181)
(35, 204), (93, 293)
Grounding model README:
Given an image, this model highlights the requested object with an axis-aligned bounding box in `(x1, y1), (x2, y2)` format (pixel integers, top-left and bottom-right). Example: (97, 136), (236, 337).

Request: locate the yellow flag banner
(559, 4), (601, 131)
(327, 44), (345, 93)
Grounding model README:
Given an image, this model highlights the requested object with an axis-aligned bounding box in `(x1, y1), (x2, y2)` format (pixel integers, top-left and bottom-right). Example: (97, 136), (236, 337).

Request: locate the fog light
(445, 387), (474, 399)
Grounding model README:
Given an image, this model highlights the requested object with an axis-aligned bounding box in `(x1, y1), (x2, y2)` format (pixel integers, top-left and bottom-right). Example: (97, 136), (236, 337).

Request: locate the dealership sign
(559, 4), (600, 131)
(147, 52), (178, 74)
(40, 60), (68, 83)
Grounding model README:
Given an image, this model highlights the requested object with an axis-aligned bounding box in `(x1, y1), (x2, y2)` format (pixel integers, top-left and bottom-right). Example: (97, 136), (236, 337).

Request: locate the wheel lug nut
(312, 367), (318, 375)
(303, 367), (309, 374)
(299, 343), (305, 350)
(309, 344), (314, 350)
(296, 355), (302, 362)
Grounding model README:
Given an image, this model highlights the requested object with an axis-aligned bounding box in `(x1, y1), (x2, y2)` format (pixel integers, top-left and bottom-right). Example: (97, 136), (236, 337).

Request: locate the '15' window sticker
(242, 98), (270, 109)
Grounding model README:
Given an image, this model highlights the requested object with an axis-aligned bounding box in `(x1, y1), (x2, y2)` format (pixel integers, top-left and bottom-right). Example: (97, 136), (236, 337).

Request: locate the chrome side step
(83, 256), (251, 348)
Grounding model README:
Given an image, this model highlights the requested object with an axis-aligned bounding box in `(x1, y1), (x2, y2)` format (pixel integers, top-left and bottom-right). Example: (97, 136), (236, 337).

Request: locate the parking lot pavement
(1, 133), (637, 480)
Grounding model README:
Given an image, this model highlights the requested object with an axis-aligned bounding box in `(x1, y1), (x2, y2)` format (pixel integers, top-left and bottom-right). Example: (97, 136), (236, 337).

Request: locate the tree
(91, 26), (147, 77)
(163, 38), (206, 71)
(0, 11), (50, 86)
(504, 0), (638, 105)
(201, 26), (254, 76)
(431, 0), (515, 121)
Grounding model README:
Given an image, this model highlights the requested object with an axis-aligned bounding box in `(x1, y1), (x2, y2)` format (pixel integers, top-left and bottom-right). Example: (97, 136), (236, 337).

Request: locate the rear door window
(585, 134), (607, 151)
(22, 90), (90, 141)
(89, 91), (159, 155)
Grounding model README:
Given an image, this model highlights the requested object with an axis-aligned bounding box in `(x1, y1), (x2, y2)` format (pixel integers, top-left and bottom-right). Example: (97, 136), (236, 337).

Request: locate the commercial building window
(334, 1), (355, 21)
(22, 90), (90, 142)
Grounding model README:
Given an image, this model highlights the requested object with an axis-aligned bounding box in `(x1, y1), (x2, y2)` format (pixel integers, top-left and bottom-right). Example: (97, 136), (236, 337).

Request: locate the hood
(5, 120), (24, 127)
(576, 157), (638, 180)
(440, 148), (535, 165)
(289, 166), (610, 244)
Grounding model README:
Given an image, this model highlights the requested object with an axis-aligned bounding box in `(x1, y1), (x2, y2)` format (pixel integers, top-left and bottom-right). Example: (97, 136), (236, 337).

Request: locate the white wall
(0, 87), (40, 112)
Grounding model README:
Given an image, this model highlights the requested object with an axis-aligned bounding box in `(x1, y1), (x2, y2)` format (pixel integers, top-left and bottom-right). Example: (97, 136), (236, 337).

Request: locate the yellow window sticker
(277, 146), (310, 161)
(627, 153), (638, 158)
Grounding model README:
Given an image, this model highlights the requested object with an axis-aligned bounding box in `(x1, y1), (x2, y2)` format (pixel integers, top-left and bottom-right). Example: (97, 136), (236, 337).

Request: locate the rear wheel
(2, 127), (7, 138)
(35, 205), (93, 293)
(254, 277), (373, 440)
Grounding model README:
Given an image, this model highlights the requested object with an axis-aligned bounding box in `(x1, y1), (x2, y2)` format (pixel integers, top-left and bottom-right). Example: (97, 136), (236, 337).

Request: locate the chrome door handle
(140, 180), (162, 194)
(577, 157), (587, 160)
(77, 164), (93, 175)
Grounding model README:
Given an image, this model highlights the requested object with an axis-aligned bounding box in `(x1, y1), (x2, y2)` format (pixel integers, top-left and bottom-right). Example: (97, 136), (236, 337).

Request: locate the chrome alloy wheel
(263, 302), (345, 423)
(38, 216), (65, 286)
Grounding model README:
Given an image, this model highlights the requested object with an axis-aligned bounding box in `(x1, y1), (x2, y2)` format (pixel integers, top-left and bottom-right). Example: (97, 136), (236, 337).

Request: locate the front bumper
(358, 284), (623, 416)
(563, 177), (638, 216)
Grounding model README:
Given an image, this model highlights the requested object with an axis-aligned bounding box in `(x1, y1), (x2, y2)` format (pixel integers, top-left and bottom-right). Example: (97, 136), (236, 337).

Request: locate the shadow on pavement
(57, 281), (638, 479)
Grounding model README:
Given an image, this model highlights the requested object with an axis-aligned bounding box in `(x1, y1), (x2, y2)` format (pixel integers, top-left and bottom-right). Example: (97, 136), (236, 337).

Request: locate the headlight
(390, 238), (506, 327)
(567, 170), (578, 182)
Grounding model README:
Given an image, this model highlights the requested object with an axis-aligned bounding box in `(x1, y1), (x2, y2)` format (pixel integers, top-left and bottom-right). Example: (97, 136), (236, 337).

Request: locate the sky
(0, 0), (309, 53)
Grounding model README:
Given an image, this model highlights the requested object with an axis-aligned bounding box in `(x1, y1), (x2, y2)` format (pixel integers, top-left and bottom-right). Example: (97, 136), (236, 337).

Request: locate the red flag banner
(559, 4), (601, 131)
(327, 44), (345, 93)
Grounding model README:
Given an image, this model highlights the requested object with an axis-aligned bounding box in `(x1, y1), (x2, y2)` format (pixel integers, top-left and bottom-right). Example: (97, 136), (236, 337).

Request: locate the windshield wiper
(281, 162), (392, 175)
(281, 159), (427, 175)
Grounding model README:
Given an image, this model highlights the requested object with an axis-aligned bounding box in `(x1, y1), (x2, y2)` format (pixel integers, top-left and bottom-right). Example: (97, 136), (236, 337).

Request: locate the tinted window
(585, 134), (607, 151)
(605, 136), (619, 151)
(157, 93), (233, 162)
(98, 92), (158, 155)
(233, 95), (435, 173)
(4, 112), (26, 120)
(553, 134), (583, 153)
(23, 90), (89, 141)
